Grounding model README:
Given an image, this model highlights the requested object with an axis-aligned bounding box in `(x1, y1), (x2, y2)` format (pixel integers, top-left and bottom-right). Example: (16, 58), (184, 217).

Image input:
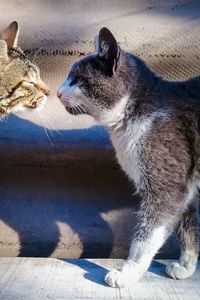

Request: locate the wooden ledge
(0, 258), (199, 299)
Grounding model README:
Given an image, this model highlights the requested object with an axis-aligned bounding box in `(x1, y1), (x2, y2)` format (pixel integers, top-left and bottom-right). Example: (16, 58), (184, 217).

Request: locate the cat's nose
(57, 90), (62, 99)
(37, 80), (50, 96)
(45, 89), (50, 96)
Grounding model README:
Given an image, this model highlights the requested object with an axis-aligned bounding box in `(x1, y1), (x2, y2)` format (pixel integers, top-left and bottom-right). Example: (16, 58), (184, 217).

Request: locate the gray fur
(58, 27), (200, 287)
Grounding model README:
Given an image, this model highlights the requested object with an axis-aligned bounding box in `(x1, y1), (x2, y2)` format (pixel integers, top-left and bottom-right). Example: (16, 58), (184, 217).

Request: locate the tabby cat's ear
(98, 27), (120, 73)
(0, 21), (19, 48)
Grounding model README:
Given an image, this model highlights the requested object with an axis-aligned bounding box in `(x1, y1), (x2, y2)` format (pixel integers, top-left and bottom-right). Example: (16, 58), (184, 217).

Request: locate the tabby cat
(0, 21), (49, 117)
(57, 27), (200, 288)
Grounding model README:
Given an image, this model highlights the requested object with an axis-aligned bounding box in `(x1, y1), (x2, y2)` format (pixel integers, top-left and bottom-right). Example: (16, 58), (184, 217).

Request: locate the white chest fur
(100, 95), (155, 185)
(110, 116), (154, 185)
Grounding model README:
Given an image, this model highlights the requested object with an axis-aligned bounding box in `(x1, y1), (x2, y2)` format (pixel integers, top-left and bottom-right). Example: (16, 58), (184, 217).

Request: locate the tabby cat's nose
(45, 89), (50, 96)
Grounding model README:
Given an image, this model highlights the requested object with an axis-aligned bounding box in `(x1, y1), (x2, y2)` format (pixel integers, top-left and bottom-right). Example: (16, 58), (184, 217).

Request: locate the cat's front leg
(105, 258), (151, 288)
(105, 196), (177, 288)
(105, 225), (169, 288)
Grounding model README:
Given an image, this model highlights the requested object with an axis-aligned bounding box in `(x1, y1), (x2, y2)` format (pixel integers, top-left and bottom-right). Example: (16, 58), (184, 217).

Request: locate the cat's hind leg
(166, 197), (199, 280)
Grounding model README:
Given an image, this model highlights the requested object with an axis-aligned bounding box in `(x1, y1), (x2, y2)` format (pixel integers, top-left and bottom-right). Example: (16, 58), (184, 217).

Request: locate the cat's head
(57, 27), (133, 124)
(0, 22), (50, 117)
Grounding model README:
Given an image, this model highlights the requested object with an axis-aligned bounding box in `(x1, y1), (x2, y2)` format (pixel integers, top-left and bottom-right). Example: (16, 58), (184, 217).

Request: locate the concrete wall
(0, 0), (199, 258)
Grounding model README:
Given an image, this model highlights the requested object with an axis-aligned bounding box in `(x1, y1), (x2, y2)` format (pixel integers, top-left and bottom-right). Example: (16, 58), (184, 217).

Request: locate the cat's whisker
(65, 97), (89, 115)
(42, 105), (58, 121)
(79, 105), (85, 114)
(83, 103), (90, 113)
(39, 110), (54, 137)
(34, 59), (43, 68)
(38, 112), (54, 147)
(71, 106), (75, 115)
(41, 107), (64, 137)
(73, 103), (82, 114)
(32, 48), (42, 64)
(75, 104), (83, 114)
(77, 102), (87, 114)
(32, 54), (44, 67)
(42, 106), (60, 126)
(79, 101), (91, 114)
(39, 111), (52, 134)
(72, 106), (77, 115)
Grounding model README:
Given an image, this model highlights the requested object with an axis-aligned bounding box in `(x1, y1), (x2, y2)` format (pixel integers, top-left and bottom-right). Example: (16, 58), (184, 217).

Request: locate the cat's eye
(69, 78), (77, 87)
(27, 80), (37, 86)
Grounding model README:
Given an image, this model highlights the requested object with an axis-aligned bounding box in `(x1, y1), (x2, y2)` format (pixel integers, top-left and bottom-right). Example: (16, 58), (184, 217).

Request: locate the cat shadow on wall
(0, 114), (134, 258)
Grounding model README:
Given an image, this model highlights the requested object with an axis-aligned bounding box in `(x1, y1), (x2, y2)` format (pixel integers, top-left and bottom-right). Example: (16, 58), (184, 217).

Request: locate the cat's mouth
(24, 95), (47, 109)
(57, 92), (89, 115)
(64, 104), (88, 115)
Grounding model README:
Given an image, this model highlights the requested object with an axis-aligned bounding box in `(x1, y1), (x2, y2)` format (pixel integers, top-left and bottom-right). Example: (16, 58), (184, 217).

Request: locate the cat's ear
(98, 27), (120, 73)
(0, 21), (19, 48)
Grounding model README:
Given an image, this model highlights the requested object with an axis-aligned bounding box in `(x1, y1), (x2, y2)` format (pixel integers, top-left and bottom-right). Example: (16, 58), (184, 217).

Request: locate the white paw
(166, 262), (195, 280)
(105, 269), (128, 288)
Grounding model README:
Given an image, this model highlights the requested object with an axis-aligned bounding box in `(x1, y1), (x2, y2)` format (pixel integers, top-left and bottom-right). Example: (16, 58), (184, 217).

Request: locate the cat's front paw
(105, 269), (128, 288)
(166, 262), (196, 280)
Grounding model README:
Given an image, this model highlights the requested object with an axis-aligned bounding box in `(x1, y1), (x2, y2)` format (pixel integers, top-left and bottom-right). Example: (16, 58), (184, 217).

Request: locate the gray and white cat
(57, 28), (200, 288)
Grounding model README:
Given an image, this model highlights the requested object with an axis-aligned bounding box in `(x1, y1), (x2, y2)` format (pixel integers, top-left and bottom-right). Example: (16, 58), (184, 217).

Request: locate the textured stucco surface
(0, 0), (199, 258)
